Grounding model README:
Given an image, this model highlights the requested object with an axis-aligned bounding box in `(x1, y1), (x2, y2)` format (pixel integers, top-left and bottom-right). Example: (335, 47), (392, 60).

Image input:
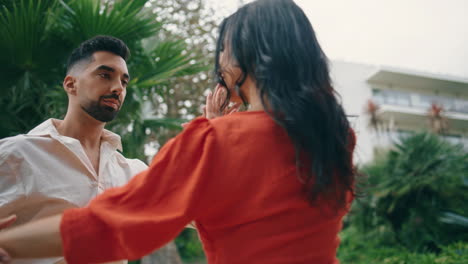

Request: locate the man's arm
(0, 214), (63, 262)
(0, 215), (17, 263)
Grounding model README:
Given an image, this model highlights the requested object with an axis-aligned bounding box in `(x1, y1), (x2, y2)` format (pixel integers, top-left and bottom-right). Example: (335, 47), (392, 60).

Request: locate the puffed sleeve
(60, 118), (222, 263)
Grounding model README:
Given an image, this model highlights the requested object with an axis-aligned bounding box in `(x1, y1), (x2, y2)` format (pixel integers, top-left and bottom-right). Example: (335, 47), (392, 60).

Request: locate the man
(0, 36), (147, 264)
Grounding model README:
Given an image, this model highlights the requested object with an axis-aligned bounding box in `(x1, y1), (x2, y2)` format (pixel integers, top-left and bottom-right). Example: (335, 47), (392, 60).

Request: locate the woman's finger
(226, 103), (241, 114)
(218, 88), (226, 108)
(223, 102), (241, 115)
(219, 85), (228, 102)
(205, 91), (213, 113)
(213, 86), (223, 108)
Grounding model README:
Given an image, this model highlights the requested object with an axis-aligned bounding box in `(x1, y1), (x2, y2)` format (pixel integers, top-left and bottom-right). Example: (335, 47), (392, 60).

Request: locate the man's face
(69, 51), (129, 122)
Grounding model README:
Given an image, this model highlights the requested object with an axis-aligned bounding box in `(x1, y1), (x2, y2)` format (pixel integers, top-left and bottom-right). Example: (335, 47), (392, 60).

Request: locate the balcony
(367, 67), (468, 95)
(373, 89), (468, 114)
(371, 89), (468, 133)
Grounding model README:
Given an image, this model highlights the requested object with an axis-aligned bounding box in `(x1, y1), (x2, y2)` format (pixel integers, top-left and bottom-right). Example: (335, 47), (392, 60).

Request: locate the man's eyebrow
(96, 65), (115, 72)
(96, 65), (130, 80)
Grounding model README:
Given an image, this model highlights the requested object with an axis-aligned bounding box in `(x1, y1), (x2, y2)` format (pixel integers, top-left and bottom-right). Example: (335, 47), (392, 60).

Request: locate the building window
(372, 88), (468, 114)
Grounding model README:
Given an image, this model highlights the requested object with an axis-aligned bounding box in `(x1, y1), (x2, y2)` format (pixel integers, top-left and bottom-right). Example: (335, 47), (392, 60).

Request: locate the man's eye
(99, 73), (110, 79)
(122, 80), (128, 86)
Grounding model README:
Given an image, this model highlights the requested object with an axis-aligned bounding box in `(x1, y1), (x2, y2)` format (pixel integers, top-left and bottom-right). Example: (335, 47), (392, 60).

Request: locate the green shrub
(338, 226), (468, 263)
(350, 132), (468, 252)
(175, 228), (205, 262)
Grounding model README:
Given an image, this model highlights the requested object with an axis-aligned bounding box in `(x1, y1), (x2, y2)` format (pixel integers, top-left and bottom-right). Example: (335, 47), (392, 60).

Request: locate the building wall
(330, 60), (377, 164)
(330, 60), (468, 164)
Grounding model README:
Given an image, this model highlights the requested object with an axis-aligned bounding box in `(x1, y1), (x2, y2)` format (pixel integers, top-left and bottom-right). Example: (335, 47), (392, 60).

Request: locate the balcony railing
(372, 89), (468, 114)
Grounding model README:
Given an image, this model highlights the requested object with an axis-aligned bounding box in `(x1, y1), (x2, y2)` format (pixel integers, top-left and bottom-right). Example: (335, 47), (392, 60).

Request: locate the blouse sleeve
(60, 118), (221, 264)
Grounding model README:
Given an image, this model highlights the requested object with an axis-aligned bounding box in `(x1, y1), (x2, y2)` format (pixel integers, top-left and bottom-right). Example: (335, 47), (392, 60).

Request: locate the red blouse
(60, 111), (355, 264)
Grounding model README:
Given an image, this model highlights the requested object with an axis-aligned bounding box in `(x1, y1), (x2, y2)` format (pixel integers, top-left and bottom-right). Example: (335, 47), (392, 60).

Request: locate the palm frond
(439, 212), (468, 228)
(131, 39), (209, 87)
(58, 0), (161, 48)
(0, 0), (57, 71)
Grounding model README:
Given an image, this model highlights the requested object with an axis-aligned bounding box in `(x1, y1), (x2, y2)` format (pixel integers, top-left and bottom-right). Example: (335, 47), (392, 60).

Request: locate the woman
(0, 0), (356, 263)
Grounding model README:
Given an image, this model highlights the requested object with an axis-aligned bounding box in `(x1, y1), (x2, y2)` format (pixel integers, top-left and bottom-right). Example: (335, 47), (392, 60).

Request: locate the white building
(331, 60), (468, 164)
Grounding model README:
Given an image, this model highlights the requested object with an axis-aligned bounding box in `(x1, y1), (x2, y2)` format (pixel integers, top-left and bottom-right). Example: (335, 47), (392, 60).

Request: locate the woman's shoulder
(178, 111), (281, 153)
(184, 111), (272, 133)
(211, 111), (273, 129)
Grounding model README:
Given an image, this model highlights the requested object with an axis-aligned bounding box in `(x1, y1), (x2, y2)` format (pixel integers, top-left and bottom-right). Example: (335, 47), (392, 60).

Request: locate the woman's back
(196, 111), (351, 263)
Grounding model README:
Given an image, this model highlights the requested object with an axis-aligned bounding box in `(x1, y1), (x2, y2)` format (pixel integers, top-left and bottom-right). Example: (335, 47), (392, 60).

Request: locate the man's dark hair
(66, 35), (130, 73)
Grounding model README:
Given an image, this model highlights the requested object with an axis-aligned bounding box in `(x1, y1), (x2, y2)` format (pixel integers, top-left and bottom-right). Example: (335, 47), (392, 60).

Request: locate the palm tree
(0, 0), (208, 158)
(352, 132), (468, 252)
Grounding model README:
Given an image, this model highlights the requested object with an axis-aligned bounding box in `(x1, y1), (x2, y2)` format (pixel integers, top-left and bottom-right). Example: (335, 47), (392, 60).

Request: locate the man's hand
(0, 215), (16, 264)
(203, 84), (241, 119)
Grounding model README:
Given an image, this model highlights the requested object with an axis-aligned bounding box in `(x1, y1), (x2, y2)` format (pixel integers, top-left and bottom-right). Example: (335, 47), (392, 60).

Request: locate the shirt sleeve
(61, 118), (223, 264)
(0, 138), (25, 213)
(127, 157), (149, 172)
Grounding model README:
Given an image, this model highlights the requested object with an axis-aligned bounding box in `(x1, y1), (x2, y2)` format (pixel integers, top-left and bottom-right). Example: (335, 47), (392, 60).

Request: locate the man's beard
(81, 95), (121, 122)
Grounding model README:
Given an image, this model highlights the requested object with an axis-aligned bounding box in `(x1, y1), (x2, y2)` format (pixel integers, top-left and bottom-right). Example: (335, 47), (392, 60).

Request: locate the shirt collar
(28, 118), (123, 151)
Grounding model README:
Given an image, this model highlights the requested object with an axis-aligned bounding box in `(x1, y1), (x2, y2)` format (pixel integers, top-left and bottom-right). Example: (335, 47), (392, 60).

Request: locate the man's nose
(111, 80), (124, 95)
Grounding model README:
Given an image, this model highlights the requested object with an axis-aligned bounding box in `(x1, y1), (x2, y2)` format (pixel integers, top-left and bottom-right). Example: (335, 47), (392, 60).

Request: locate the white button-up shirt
(0, 119), (148, 264)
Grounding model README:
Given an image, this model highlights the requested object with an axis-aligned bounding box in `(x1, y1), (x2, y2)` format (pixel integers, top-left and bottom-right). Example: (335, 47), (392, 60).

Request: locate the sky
(206, 0), (468, 79)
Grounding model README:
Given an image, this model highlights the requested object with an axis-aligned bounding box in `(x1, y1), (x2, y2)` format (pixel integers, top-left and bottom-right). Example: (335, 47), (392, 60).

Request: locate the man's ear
(63, 75), (77, 95)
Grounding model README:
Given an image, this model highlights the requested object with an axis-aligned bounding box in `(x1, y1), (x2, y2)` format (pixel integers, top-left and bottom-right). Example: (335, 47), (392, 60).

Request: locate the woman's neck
(243, 77), (264, 111)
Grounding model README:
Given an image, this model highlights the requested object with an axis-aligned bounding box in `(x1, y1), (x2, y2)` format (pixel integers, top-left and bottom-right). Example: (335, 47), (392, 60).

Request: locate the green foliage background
(0, 0), (209, 162)
(338, 132), (468, 263)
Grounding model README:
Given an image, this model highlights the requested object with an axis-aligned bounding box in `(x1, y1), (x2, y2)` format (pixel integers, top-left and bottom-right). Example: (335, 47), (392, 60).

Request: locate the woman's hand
(182, 84), (241, 128)
(203, 84), (241, 119)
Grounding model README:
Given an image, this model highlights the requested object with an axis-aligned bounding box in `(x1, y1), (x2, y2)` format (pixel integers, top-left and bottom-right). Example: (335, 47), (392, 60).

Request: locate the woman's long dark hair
(215, 0), (356, 211)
